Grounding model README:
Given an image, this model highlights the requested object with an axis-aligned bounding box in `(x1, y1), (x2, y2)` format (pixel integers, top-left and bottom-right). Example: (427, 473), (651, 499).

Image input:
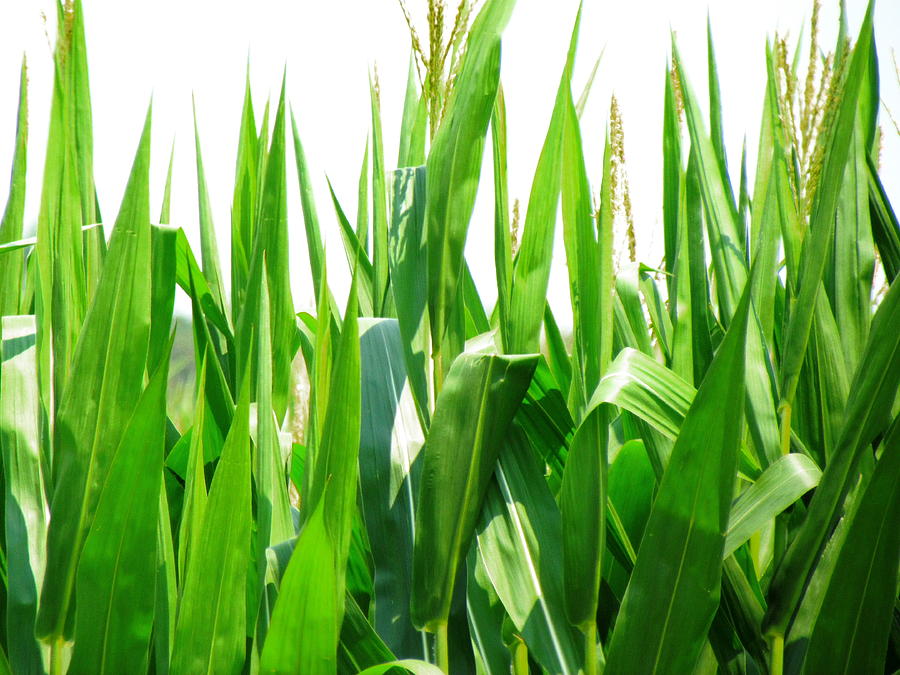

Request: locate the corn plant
(0, 0), (898, 674)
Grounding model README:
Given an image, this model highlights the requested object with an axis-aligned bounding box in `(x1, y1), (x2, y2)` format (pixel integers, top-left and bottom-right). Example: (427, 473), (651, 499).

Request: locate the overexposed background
(1, 1), (898, 324)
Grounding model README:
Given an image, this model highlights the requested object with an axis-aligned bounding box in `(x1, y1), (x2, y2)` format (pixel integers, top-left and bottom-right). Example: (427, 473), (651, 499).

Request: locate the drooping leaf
(723, 453), (821, 559)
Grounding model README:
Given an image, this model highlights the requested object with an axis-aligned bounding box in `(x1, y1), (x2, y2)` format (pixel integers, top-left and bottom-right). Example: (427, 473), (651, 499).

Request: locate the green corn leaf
(1, 316), (49, 675)
(515, 355), (573, 494)
(338, 593), (397, 673)
(638, 267), (673, 363)
(867, 154), (900, 281)
(465, 548), (511, 675)
(475, 424), (583, 674)
(764, 264), (900, 636)
(723, 453), (821, 559)
(574, 50), (603, 118)
(260, 498), (338, 674)
(231, 69), (259, 318)
(411, 350), (538, 631)
(826, 74), (876, 373)
(542, 305), (572, 396)
(326, 177), (375, 317)
(170, 374), (253, 675)
(662, 61), (682, 305)
(370, 77), (390, 317)
(65, 0), (97, 225)
(192, 97), (228, 316)
(706, 19), (739, 223)
(558, 73), (610, 640)
(594, 348), (693, 442)
(425, 0), (515, 381)
(236, 77), (295, 422)
(174, 228), (233, 341)
(35, 7), (89, 410)
(356, 660), (445, 675)
(0, 222), (99, 257)
(778, 2), (874, 411)
(252, 271), (295, 632)
(357, 318), (428, 660)
(158, 139), (174, 223)
(302, 272), (361, 574)
(462, 264), (491, 338)
(0, 58), (28, 316)
(175, 353), (210, 580)
(357, 138), (370, 246)
(264, 276), (361, 672)
(674, 37), (746, 324)
(153, 483), (178, 675)
(614, 270), (654, 358)
(491, 84), (512, 350)
(747, 46), (781, 345)
(149, 224), (178, 374)
(37, 105), (153, 641)
(506, 7), (579, 354)
(68, 338), (171, 675)
(801, 419), (900, 674)
(388, 167), (431, 426)
(398, 55), (420, 168)
(684, 149), (714, 383)
(604, 286), (751, 674)
(290, 108), (326, 302)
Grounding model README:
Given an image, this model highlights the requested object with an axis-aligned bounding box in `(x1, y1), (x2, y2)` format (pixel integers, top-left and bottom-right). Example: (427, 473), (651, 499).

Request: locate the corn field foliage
(0, 1), (899, 674)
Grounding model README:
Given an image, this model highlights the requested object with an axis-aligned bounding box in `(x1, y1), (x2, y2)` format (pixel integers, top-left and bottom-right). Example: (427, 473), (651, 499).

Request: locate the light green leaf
(475, 424), (583, 675)
(260, 499), (338, 674)
(605, 287), (751, 674)
(723, 454), (821, 559)
(506, 7), (579, 354)
(426, 0), (515, 379)
(37, 105), (153, 640)
(69, 339), (171, 675)
(192, 97), (228, 316)
(0, 316), (49, 675)
(170, 375), (252, 675)
(0, 58), (28, 316)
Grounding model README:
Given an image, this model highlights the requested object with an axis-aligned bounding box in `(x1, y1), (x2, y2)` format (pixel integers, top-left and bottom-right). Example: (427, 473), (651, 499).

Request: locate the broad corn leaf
(426, 0), (515, 379)
(69, 340), (171, 675)
(411, 351), (538, 631)
(605, 287), (751, 674)
(170, 375), (253, 675)
(0, 316), (49, 674)
(37, 106), (153, 640)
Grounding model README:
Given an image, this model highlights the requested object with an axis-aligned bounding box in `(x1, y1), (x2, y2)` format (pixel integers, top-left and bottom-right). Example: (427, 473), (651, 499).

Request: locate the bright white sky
(1, 1), (898, 324)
